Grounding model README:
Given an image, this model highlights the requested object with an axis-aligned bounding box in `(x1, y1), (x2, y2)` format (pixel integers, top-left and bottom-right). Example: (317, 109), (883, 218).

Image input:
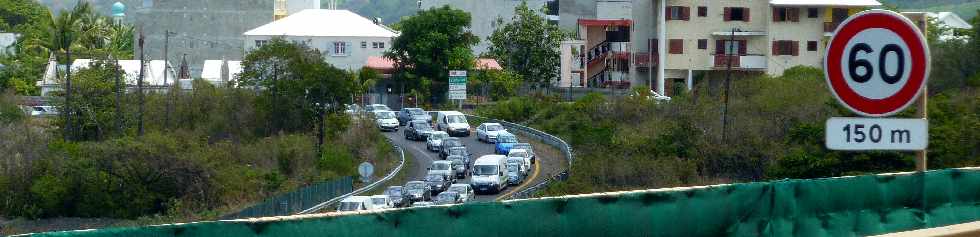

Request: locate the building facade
(420, 0), (553, 55)
(560, 0), (882, 96)
(243, 9), (398, 71)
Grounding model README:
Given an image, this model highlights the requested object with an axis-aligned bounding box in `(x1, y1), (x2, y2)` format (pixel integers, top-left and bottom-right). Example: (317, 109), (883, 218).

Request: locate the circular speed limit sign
(824, 10), (930, 117)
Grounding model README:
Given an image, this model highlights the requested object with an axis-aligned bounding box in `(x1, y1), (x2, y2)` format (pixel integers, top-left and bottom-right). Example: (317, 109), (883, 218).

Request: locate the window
(807, 41), (818, 51)
(372, 42), (378, 48)
(666, 6), (689, 21)
(697, 39), (707, 49)
(378, 42), (385, 48)
(808, 8), (819, 18)
(772, 40), (798, 56)
(361, 41), (367, 48)
(333, 41), (348, 56)
(715, 40), (746, 55)
(773, 7), (799, 22)
(724, 7), (749, 22)
(668, 39), (683, 54)
(697, 6), (707, 17)
(255, 40), (268, 48)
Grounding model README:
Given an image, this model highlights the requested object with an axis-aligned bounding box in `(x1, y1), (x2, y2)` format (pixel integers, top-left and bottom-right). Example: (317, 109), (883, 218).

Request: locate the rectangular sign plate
(826, 117), (927, 151)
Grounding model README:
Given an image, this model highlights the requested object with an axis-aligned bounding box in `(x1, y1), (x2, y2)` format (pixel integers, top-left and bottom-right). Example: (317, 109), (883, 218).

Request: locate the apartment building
(561, 0), (882, 96)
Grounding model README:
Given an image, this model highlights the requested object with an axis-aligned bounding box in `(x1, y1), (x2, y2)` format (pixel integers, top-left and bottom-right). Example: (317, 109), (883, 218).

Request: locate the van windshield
(447, 115), (467, 123)
(473, 165), (498, 176)
(433, 163), (450, 170)
(338, 202), (362, 211)
(371, 198), (386, 206)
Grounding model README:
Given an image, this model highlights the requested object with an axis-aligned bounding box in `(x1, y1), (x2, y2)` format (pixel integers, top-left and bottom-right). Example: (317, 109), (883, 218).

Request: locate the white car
(370, 195), (393, 209)
(373, 110), (399, 132)
(508, 149), (532, 173)
(429, 160), (455, 183)
(365, 104), (391, 113)
(476, 123), (508, 143)
(28, 106), (59, 117)
(426, 131), (450, 151)
(337, 196), (376, 212)
(436, 111), (470, 137)
(447, 184), (475, 203)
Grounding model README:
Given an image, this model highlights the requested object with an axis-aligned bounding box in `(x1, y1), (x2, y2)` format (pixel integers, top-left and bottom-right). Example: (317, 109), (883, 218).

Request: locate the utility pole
(137, 27), (145, 137)
(62, 28), (73, 141)
(721, 28), (735, 143)
(163, 30), (174, 129)
(113, 55), (123, 135)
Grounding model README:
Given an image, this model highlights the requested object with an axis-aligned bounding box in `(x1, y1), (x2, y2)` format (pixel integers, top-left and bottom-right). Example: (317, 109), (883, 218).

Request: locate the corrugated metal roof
(244, 9), (398, 38)
(769, 0), (881, 7)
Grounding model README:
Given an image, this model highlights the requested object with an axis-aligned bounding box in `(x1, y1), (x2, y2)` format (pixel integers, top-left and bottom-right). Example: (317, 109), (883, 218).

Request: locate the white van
(436, 111), (470, 137)
(337, 196), (375, 212)
(471, 155), (508, 194)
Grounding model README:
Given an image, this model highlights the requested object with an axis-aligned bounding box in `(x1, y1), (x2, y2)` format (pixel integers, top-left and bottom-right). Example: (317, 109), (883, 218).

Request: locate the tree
(240, 38), (351, 135)
(57, 60), (123, 141)
(487, 2), (569, 89)
(386, 6), (478, 104)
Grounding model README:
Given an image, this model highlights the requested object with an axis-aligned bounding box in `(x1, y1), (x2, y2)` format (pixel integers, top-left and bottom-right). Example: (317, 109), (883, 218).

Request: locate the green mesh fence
(26, 168), (980, 237)
(222, 176), (353, 219)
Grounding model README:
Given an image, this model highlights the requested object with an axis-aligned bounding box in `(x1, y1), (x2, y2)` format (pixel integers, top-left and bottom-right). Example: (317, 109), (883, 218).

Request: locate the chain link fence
(222, 176), (353, 219)
(465, 114), (573, 200)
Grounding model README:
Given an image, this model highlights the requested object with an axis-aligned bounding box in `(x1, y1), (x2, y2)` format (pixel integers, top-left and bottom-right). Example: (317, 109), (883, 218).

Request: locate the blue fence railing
(222, 176), (353, 219)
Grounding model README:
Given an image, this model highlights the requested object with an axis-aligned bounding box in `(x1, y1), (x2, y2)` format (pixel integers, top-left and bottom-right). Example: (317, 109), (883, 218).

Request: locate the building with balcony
(560, 0), (882, 96)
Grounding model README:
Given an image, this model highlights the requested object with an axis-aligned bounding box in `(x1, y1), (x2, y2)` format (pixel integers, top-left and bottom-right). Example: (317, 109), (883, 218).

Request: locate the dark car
(439, 137), (464, 160)
(424, 174), (450, 195)
(447, 147), (472, 165)
(404, 120), (435, 141)
(494, 133), (519, 155)
(398, 108), (431, 126)
(384, 186), (406, 207)
(449, 156), (467, 179)
(512, 143), (536, 164)
(404, 181), (431, 203)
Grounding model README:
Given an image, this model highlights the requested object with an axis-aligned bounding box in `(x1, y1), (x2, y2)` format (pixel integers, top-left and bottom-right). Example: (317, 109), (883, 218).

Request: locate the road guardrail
(296, 136), (406, 214)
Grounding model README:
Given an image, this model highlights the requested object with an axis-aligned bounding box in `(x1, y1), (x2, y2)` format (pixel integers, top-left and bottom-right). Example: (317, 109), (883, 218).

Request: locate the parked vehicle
(384, 186), (406, 207)
(404, 181), (431, 203)
(428, 160), (455, 183)
(476, 123), (507, 143)
(370, 195), (393, 209)
(404, 120), (434, 141)
(424, 173), (450, 195)
(398, 108), (431, 125)
(449, 156), (467, 179)
(507, 149), (532, 172)
(506, 158), (526, 185)
(344, 104), (361, 115)
(471, 155), (509, 194)
(439, 137), (464, 159)
(434, 191), (461, 205)
(28, 106), (58, 117)
(412, 201), (433, 207)
(448, 184), (475, 203)
(365, 104), (391, 113)
(436, 111), (470, 137)
(426, 131), (449, 152)
(337, 196), (375, 212)
(630, 90), (672, 103)
(494, 133), (519, 155)
(446, 147), (472, 165)
(373, 111), (399, 132)
(512, 143), (536, 164)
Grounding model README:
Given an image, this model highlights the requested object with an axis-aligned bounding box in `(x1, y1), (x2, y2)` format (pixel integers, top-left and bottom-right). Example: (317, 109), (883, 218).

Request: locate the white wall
(244, 35), (393, 70)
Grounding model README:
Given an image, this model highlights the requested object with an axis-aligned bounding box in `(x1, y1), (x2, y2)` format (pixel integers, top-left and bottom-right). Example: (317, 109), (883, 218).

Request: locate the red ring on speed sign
(824, 10), (930, 117)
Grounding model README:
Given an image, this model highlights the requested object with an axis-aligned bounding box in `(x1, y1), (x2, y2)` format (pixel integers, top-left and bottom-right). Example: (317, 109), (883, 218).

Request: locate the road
(380, 126), (561, 202)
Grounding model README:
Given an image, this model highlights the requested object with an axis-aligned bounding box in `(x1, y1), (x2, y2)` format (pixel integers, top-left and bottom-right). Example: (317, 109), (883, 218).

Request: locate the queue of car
(346, 106), (540, 211)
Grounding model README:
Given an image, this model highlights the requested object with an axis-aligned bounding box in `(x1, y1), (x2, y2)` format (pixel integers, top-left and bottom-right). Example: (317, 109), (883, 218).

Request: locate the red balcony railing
(714, 55), (740, 68)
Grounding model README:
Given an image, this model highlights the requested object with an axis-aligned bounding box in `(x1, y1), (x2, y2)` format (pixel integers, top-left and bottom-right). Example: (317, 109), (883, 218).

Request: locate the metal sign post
(823, 10), (931, 170)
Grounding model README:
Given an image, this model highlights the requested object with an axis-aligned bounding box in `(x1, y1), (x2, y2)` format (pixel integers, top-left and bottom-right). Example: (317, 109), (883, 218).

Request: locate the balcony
(634, 52), (658, 68)
(712, 55), (767, 70)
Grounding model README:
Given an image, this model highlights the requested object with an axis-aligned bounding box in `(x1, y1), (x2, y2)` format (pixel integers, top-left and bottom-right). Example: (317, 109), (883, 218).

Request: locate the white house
(200, 59), (243, 87)
(242, 9), (399, 71)
(38, 57), (176, 96)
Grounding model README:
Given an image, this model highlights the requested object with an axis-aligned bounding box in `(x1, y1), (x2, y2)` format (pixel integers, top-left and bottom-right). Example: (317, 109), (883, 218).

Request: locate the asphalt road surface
(381, 126), (561, 202)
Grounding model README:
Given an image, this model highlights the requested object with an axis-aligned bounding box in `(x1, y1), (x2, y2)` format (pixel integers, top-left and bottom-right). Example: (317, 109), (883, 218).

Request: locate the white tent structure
(200, 59), (242, 87)
(38, 58), (177, 96)
(926, 12), (973, 42)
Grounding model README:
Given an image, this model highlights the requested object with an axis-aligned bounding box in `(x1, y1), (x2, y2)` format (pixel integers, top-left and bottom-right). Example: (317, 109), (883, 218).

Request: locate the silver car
(434, 191), (461, 205)
(447, 184), (475, 203)
(427, 131), (450, 152)
(404, 181), (431, 202)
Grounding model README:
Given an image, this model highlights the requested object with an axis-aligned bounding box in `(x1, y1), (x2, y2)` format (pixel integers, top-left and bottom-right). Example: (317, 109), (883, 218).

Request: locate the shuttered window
(669, 39), (684, 54)
(724, 7), (750, 22)
(773, 7), (799, 22)
(715, 40), (747, 55)
(772, 40), (799, 56)
(666, 6), (690, 21)
(698, 6), (707, 17)
(697, 39), (708, 50)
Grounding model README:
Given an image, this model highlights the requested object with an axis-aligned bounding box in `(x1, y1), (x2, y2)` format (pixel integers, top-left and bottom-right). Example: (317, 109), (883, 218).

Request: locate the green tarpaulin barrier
(26, 168), (980, 237)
